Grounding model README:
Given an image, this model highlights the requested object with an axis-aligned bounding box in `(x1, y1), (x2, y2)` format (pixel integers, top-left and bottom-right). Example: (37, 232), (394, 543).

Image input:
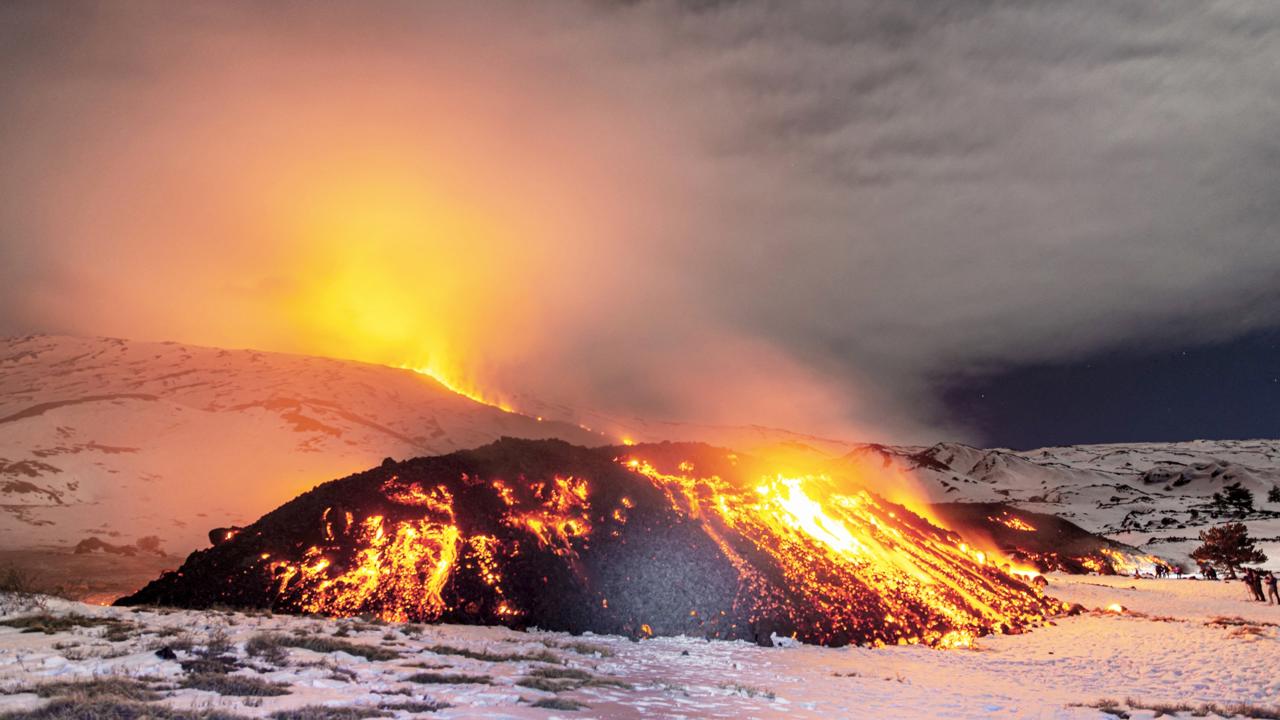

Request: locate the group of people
(1241, 567), (1280, 604)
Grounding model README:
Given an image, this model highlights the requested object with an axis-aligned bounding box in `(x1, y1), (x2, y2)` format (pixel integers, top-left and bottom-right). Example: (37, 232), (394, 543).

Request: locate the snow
(863, 441), (1280, 572)
(5, 334), (1280, 717)
(6, 335), (1278, 578)
(0, 335), (605, 553)
(3, 575), (1278, 719)
(0, 335), (863, 558)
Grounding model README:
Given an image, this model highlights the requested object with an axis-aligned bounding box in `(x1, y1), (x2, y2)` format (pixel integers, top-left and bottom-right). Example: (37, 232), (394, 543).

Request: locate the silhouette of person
(1244, 568), (1266, 602)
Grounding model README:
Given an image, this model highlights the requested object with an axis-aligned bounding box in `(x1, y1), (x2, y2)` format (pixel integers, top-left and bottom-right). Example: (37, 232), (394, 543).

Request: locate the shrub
(719, 683), (776, 700)
(527, 667), (592, 681)
(516, 667), (632, 692)
(405, 672), (492, 685)
(26, 677), (161, 702)
(0, 565), (46, 613)
(0, 614), (128, 636)
(545, 640), (614, 657)
(1072, 697), (1280, 720)
(180, 672), (290, 697)
(203, 628), (234, 656)
(516, 677), (577, 693)
(377, 700), (449, 713)
(530, 697), (588, 711)
(245, 634), (289, 665)
(0, 698), (248, 720)
(424, 644), (560, 664)
(268, 708), (389, 720)
(257, 633), (398, 661)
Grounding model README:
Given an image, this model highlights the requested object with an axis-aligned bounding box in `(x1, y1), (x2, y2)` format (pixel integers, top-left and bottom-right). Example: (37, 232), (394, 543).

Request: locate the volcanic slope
(118, 439), (1060, 648)
(0, 335), (860, 557)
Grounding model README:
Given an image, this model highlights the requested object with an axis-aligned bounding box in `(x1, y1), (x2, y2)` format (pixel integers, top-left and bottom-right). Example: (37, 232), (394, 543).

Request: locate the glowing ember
(989, 512), (1036, 532)
(119, 439), (1064, 647)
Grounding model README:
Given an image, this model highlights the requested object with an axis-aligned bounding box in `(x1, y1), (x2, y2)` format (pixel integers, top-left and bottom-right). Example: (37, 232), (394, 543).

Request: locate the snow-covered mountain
(0, 335), (860, 559)
(851, 441), (1280, 570)
(0, 335), (615, 554)
(4, 334), (1276, 586)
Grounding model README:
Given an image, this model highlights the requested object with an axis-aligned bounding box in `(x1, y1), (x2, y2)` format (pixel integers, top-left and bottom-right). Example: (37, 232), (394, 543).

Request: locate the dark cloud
(1, 1), (1278, 442)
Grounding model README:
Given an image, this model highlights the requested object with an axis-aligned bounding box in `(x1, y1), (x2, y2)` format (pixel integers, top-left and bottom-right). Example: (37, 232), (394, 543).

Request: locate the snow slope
(4, 334), (1277, 582)
(855, 441), (1280, 571)
(2, 575), (1279, 719)
(0, 335), (862, 559)
(0, 335), (604, 554)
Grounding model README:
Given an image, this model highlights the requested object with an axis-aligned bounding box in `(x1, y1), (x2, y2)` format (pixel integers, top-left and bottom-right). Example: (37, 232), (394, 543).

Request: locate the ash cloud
(1, 1), (1279, 443)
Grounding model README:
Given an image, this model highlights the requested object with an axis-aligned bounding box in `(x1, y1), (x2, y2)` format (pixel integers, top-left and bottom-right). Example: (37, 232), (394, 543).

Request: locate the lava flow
(929, 502), (1175, 577)
(118, 439), (1063, 647)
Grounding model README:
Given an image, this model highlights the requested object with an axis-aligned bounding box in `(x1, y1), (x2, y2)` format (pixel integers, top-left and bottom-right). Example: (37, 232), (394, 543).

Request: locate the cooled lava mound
(118, 439), (1062, 647)
(930, 502), (1172, 575)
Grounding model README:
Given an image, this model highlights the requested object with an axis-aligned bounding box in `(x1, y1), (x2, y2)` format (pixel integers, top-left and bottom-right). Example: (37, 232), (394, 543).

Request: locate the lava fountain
(118, 439), (1063, 647)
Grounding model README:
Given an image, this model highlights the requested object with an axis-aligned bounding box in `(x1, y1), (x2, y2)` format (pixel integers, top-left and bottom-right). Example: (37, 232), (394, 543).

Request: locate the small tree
(1269, 485), (1280, 505)
(1211, 482), (1254, 516)
(1190, 522), (1267, 579)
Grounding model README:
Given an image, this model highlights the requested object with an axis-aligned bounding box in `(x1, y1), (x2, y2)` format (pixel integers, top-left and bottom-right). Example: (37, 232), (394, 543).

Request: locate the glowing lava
(623, 458), (1055, 647)
(119, 440), (1064, 648)
(402, 363), (515, 413)
(989, 511), (1037, 532)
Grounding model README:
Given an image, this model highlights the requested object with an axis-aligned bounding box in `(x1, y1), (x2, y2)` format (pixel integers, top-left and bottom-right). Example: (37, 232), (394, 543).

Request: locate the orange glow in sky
(0, 5), (872, 442)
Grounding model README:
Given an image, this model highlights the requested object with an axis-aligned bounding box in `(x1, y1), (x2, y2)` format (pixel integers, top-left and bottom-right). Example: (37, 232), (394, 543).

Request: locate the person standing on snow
(1266, 572), (1279, 605)
(1242, 569), (1259, 600)
(1245, 568), (1266, 602)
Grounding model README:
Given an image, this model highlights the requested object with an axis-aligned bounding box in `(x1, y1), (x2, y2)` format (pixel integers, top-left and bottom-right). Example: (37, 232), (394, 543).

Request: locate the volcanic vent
(119, 439), (1061, 647)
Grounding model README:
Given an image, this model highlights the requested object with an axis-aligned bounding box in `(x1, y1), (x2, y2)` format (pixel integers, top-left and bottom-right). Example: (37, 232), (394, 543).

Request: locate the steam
(2, 1), (1278, 442)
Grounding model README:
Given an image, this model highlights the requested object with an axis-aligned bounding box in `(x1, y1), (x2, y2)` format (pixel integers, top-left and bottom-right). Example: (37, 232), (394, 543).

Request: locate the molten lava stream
(148, 441), (1058, 648)
(623, 458), (1058, 647)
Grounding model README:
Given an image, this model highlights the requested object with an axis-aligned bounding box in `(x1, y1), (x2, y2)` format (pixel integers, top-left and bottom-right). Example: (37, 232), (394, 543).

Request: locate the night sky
(942, 329), (1280, 449)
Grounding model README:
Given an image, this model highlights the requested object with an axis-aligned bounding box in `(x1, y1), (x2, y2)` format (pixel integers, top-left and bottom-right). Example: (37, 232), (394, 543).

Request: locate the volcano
(118, 439), (1061, 647)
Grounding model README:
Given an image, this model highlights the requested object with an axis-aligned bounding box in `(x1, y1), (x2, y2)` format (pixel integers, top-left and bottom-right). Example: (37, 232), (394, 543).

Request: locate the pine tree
(1269, 485), (1280, 504)
(1211, 482), (1254, 516)
(1190, 522), (1267, 578)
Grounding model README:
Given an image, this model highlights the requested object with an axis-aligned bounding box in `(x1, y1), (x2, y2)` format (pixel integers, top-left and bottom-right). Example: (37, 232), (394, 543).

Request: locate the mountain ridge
(3, 334), (1277, 583)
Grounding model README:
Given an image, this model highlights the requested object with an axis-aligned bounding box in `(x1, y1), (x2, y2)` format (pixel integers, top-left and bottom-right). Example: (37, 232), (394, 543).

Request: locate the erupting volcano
(119, 439), (1061, 647)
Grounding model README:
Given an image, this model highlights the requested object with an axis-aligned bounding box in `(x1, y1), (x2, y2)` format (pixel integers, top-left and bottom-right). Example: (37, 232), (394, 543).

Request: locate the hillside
(4, 334), (1277, 600)
(0, 336), (858, 569)
(0, 335), (603, 557)
(850, 441), (1280, 571)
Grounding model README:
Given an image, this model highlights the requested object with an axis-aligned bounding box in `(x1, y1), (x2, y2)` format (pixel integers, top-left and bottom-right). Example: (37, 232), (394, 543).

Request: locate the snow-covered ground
(0, 335), (598, 554)
(0, 335), (859, 558)
(2, 575), (1278, 719)
(855, 442), (1280, 571)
